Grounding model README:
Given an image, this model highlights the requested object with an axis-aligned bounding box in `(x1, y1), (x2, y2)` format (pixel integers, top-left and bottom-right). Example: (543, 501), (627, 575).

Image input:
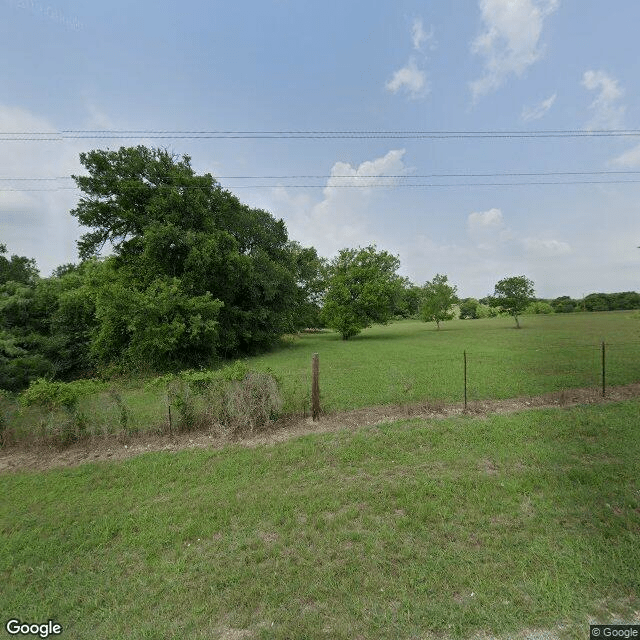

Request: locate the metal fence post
(312, 353), (320, 421)
(601, 340), (606, 398)
(464, 350), (468, 411)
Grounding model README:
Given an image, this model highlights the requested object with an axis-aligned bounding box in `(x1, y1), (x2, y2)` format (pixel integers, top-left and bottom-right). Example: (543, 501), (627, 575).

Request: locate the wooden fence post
(312, 353), (320, 421)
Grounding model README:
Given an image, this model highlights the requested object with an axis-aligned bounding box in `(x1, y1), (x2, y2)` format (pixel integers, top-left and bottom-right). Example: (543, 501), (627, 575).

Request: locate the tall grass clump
(19, 378), (105, 446)
(217, 370), (282, 436)
(151, 361), (282, 437)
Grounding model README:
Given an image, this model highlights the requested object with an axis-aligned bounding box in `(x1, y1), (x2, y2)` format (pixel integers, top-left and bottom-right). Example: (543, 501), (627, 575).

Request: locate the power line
(1, 179), (640, 192)
(1, 128), (640, 140)
(1, 170), (640, 181)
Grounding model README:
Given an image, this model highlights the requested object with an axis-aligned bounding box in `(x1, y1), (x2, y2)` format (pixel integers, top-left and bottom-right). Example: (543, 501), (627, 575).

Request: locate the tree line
(1, 145), (638, 391)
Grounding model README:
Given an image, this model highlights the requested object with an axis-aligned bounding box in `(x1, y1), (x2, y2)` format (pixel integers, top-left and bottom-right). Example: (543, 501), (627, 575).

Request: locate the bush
(476, 303), (499, 319)
(108, 388), (131, 436)
(524, 301), (554, 315)
(17, 378), (104, 446)
(19, 378), (105, 411)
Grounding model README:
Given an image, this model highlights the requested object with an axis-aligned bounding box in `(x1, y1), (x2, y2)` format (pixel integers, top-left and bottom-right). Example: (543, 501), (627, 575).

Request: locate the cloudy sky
(1, 0), (640, 298)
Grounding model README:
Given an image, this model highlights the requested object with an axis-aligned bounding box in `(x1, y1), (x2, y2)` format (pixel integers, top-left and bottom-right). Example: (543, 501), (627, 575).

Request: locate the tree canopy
(321, 245), (402, 339)
(489, 276), (535, 328)
(0, 244), (39, 286)
(420, 274), (458, 329)
(70, 146), (307, 363)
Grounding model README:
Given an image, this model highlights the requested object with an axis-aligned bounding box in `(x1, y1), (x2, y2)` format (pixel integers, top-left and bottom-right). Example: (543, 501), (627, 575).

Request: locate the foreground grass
(2, 401), (639, 639)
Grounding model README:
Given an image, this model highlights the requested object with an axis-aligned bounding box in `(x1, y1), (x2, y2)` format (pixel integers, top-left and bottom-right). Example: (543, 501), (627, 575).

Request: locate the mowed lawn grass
(251, 312), (640, 413)
(2, 401), (639, 640)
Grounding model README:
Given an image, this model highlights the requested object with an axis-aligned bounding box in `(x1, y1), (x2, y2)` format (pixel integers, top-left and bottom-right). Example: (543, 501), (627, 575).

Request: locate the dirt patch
(2, 382), (640, 474)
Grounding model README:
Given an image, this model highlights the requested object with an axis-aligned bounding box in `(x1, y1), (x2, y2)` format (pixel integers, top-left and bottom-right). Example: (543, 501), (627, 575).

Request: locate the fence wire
(292, 340), (640, 414)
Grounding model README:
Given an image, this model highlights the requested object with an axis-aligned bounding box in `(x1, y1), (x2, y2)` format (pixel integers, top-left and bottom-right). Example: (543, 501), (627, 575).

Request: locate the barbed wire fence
(302, 340), (640, 418)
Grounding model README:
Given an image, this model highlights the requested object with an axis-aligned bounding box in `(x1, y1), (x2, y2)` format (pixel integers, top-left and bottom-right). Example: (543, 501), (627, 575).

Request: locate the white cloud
(269, 150), (407, 259)
(522, 237), (571, 256)
(470, 0), (559, 101)
(0, 104), (84, 275)
(582, 70), (625, 129)
(612, 143), (640, 168)
(385, 57), (428, 98)
(521, 92), (556, 121)
(467, 207), (571, 258)
(411, 18), (435, 52)
(386, 18), (435, 100)
(468, 207), (504, 230)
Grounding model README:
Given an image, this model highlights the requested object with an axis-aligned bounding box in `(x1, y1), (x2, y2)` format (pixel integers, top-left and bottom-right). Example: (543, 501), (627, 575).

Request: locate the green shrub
(19, 378), (105, 410)
(146, 361), (251, 393)
(459, 298), (479, 319)
(476, 303), (499, 319)
(524, 301), (554, 315)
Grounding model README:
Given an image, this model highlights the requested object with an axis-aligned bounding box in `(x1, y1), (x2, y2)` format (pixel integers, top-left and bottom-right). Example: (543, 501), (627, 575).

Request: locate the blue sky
(1, 0), (640, 298)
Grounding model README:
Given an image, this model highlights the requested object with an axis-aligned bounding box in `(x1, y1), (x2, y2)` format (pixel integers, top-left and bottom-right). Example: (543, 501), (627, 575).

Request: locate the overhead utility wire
(1, 170), (640, 181)
(2, 179), (640, 191)
(2, 129), (640, 140)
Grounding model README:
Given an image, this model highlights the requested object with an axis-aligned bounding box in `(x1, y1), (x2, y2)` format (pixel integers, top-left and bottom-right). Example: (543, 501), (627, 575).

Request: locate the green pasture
(2, 401), (638, 639)
(251, 311), (640, 413)
(2, 311), (639, 442)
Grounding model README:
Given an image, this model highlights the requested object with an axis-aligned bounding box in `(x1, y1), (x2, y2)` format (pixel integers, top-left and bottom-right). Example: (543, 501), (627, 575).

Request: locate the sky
(1, 0), (640, 298)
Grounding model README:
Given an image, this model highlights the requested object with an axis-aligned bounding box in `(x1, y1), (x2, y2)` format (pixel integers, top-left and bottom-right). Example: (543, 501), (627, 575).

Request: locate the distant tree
(610, 291), (640, 310)
(0, 244), (39, 285)
(394, 279), (423, 318)
(321, 245), (402, 339)
(51, 263), (79, 278)
(286, 241), (327, 330)
(476, 302), (500, 318)
(583, 293), (610, 312)
(459, 298), (479, 319)
(551, 295), (577, 313)
(420, 274), (458, 329)
(489, 276), (535, 328)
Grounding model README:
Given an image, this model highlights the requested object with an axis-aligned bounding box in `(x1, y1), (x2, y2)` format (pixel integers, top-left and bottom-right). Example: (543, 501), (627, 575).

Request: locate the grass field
(2, 311), (640, 442)
(251, 311), (640, 413)
(2, 400), (638, 639)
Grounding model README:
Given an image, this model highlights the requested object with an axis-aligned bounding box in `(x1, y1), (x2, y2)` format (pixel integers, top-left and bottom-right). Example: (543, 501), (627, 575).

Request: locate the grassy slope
(2, 401), (639, 639)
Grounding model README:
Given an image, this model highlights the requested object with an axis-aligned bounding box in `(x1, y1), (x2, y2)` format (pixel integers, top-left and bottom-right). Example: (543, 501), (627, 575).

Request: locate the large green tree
(489, 275), (535, 328)
(420, 274), (458, 329)
(322, 245), (402, 339)
(287, 241), (327, 330)
(71, 146), (301, 361)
